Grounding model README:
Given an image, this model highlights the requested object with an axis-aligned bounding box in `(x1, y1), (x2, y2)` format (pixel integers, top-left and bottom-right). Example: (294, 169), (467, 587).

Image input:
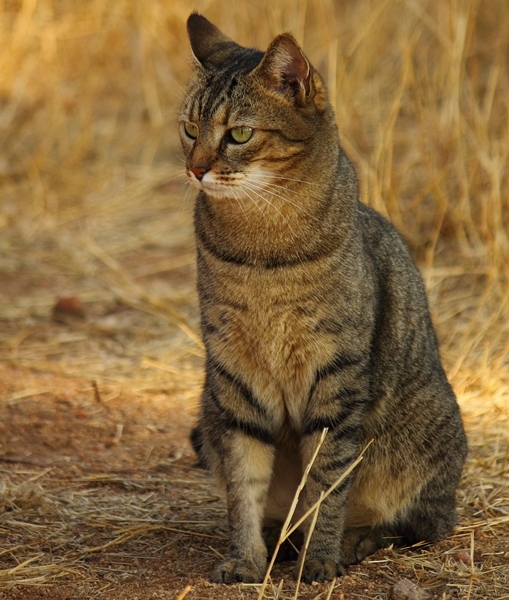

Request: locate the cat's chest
(200, 257), (339, 429)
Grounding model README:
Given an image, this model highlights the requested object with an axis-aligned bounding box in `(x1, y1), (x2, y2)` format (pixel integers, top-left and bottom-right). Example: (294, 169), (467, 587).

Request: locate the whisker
(245, 190), (267, 219)
(253, 179), (311, 199)
(248, 180), (310, 201)
(245, 181), (319, 222)
(242, 183), (297, 236)
(254, 169), (318, 186)
(179, 180), (195, 210)
(184, 179), (194, 197)
(156, 172), (188, 186)
(231, 187), (249, 223)
(240, 187), (270, 226)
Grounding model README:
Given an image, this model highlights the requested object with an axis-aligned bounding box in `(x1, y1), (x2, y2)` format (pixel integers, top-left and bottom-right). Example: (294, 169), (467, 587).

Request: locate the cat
(180, 13), (467, 585)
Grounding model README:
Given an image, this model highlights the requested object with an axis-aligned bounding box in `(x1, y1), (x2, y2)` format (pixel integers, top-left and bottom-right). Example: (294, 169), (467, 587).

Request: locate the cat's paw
(211, 558), (265, 583)
(299, 558), (346, 583)
(341, 527), (393, 565)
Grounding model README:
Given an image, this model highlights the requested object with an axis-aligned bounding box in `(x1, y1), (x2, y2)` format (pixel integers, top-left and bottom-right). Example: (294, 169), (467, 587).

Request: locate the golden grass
(0, 0), (508, 598)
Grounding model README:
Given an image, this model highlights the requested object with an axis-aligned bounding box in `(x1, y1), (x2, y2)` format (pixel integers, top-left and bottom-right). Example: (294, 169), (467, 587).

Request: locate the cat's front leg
(298, 357), (369, 582)
(298, 426), (355, 582)
(211, 431), (275, 583)
(298, 346), (370, 582)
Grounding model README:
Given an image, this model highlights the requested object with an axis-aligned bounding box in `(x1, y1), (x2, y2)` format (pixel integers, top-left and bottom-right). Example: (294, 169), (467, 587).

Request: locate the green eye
(184, 122), (198, 139)
(230, 126), (253, 144)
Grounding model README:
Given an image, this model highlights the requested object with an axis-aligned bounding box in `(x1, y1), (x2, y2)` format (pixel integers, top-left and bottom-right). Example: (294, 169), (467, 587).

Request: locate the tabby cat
(180, 13), (467, 584)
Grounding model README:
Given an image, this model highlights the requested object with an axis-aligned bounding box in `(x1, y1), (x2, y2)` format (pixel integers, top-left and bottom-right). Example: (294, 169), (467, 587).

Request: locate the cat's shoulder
(356, 201), (410, 251)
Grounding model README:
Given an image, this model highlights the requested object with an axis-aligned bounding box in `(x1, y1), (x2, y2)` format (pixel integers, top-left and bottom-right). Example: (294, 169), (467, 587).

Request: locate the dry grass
(0, 0), (508, 598)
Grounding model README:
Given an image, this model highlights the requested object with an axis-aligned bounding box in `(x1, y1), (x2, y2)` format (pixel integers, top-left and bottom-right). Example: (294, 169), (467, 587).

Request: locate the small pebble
(390, 578), (430, 600)
(52, 296), (86, 323)
(451, 550), (471, 565)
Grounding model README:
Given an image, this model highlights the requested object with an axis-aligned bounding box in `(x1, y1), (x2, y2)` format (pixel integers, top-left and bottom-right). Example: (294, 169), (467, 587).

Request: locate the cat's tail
(190, 426), (209, 469)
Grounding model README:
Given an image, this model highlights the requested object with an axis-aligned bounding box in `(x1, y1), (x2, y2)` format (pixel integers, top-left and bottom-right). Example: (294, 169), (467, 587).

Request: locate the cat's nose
(190, 166), (208, 181)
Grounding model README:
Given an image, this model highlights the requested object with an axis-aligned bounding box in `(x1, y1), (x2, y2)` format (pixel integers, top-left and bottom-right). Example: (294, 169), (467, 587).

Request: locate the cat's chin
(200, 186), (238, 199)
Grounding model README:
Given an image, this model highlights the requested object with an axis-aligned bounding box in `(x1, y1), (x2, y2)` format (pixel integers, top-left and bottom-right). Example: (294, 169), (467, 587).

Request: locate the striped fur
(181, 13), (467, 584)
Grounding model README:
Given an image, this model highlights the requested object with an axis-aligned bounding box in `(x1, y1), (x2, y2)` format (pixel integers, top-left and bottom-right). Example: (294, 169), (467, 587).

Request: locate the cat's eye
(230, 126), (253, 144)
(184, 122), (198, 139)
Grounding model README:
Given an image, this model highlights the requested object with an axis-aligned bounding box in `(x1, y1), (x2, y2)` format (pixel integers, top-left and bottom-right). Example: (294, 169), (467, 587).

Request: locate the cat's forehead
(184, 68), (259, 125)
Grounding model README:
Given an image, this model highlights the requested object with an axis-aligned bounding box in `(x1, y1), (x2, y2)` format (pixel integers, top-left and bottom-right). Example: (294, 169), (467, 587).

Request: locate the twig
(466, 530), (475, 600)
(325, 577), (337, 600)
(257, 428), (329, 600)
(293, 490), (325, 599)
(175, 584), (192, 600)
(285, 439), (373, 540)
(92, 380), (102, 404)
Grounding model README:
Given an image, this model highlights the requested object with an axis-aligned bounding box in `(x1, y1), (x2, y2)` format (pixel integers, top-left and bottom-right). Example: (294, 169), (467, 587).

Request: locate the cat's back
(352, 201), (453, 399)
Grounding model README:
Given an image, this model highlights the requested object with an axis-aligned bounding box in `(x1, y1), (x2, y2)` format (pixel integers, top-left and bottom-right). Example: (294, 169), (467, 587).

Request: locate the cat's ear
(254, 34), (312, 106)
(187, 13), (241, 69)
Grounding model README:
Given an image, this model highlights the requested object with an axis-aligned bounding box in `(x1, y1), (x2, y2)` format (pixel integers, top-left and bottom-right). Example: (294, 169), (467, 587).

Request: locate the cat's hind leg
(341, 480), (460, 567)
(399, 481), (459, 545)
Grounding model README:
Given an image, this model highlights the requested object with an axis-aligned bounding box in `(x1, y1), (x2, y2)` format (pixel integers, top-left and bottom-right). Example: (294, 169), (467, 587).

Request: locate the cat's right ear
(254, 34), (313, 108)
(187, 13), (241, 70)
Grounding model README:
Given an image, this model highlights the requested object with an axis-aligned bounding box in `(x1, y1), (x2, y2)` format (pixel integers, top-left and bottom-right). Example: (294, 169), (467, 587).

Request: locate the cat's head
(180, 14), (337, 203)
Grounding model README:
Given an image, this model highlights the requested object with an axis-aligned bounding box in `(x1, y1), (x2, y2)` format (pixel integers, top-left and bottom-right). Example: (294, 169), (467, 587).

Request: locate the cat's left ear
(187, 13), (241, 70)
(254, 34), (314, 107)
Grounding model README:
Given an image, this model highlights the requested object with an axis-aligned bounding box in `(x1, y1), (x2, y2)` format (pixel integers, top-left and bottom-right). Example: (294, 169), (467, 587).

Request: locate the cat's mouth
(187, 170), (254, 200)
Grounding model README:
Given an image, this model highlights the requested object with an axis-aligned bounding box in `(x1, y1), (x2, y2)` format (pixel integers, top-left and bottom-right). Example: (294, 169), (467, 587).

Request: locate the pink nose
(190, 166), (208, 181)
